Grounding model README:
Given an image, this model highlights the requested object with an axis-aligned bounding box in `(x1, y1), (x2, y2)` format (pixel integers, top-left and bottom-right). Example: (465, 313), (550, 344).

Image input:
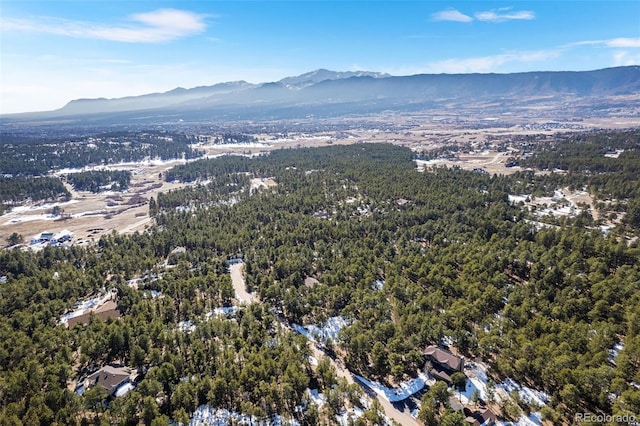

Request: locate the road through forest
(229, 262), (420, 426)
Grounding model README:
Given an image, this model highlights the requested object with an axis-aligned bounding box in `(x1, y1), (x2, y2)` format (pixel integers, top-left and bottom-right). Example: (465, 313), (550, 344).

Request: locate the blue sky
(1, 1), (639, 114)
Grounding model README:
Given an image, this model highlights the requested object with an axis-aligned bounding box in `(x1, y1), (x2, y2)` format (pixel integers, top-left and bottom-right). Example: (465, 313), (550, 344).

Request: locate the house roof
(464, 408), (496, 426)
(429, 366), (453, 383)
(424, 345), (463, 371)
(87, 366), (131, 394)
(95, 300), (118, 313)
(67, 305), (120, 327)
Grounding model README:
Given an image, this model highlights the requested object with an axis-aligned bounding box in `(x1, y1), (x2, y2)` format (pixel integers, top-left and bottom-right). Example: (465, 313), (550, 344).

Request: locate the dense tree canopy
(1, 134), (639, 424)
(65, 170), (132, 193)
(0, 176), (70, 213)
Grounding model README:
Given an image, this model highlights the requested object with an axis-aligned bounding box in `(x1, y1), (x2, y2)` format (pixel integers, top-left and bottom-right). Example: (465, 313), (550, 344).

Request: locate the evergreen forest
(65, 170), (132, 193)
(1, 131), (639, 425)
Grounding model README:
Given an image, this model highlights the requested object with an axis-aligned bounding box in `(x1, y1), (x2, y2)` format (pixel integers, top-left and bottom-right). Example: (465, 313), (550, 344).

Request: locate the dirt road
(310, 345), (421, 426)
(229, 263), (258, 304)
(228, 259), (421, 425)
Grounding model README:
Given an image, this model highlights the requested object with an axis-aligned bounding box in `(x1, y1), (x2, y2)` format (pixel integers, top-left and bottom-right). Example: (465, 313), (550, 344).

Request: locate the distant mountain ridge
(59, 81), (256, 115)
(278, 69), (390, 89)
(4, 66), (640, 122)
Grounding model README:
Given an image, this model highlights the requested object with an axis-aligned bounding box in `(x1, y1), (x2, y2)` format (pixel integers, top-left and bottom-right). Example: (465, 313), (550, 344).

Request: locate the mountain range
(3, 66), (639, 123)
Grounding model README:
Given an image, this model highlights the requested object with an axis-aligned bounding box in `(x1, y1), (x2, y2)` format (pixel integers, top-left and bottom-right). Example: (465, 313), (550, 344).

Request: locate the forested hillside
(0, 131), (203, 176)
(1, 138), (639, 424)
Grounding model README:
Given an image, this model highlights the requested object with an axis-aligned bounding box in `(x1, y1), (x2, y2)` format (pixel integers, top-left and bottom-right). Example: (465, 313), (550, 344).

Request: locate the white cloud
(566, 37), (640, 49)
(1, 9), (208, 43)
(475, 9), (535, 23)
(431, 7), (534, 23)
(423, 49), (561, 74)
(603, 38), (640, 48)
(613, 51), (640, 66)
(431, 9), (473, 22)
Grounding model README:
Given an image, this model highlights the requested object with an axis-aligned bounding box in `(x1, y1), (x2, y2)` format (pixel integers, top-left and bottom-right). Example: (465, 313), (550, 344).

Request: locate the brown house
(66, 300), (120, 327)
(86, 366), (131, 395)
(464, 407), (497, 426)
(424, 345), (464, 383)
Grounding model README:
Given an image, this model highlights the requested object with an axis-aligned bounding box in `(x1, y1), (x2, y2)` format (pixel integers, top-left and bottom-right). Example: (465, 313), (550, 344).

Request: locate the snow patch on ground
(292, 316), (350, 345)
(415, 159), (450, 172)
(177, 320), (196, 333)
(609, 341), (624, 364)
(534, 205), (575, 218)
(307, 388), (326, 407)
(604, 150), (624, 159)
(440, 335), (454, 348)
(496, 412), (544, 426)
(464, 362), (549, 407)
(1, 199), (79, 217)
(143, 290), (161, 299)
(3, 214), (57, 224)
(372, 279), (385, 291)
(189, 405), (299, 426)
(498, 378), (549, 407)
(114, 382), (135, 397)
(508, 194), (531, 204)
(307, 389), (378, 425)
(336, 406), (366, 426)
(354, 373), (431, 402)
(208, 306), (238, 317)
(177, 306), (238, 332)
(211, 142), (272, 148)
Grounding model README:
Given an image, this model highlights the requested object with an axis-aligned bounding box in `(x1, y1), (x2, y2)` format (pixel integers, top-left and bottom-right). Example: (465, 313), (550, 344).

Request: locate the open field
(0, 159), (188, 245)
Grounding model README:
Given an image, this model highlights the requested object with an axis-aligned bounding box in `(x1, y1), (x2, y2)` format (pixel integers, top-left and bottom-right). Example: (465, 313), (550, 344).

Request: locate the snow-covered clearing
(498, 378), (550, 407)
(464, 362), (549, 407)
(292, 316), (350, 345)
(354, 373), (432, 403)
(267, 135), (331, 144)
(1, 199), (79, 218)
(4, 214), (58, 225)
(510, 188), (596, 221)
(211, 142), (272, 149)
(336, 405), (367, 426)
(307, 389), (390, 426)
(52, 159), (188, 177)
(177, 306), (238, 333)
(189, 405), (299, 426)
(207, 306), (238, 317)
(415, 159), (447, 170)
(307, 388), (326, 407)
(496, 412), (544, 426)
(508, 194), (531, 204)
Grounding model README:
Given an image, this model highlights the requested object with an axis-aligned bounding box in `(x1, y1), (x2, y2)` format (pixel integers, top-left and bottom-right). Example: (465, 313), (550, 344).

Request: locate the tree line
(65, 170), (132, 193)
(0, 176), (70, 214)
(0, 131), (203, 176)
